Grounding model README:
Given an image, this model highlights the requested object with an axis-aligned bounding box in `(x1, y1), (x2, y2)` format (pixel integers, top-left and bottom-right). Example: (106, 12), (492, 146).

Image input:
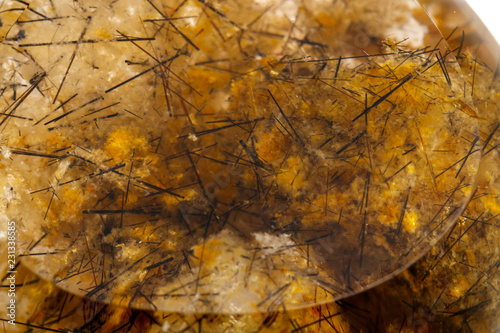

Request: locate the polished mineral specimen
(0, 0), (498, 331)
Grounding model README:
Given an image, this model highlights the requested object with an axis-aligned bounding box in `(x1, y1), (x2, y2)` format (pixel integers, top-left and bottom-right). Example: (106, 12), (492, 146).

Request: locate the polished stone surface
(0, 0), (498, 331)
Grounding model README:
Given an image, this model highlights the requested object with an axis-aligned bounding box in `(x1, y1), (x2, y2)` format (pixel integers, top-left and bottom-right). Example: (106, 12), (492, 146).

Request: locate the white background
(464, 0), (500, 45)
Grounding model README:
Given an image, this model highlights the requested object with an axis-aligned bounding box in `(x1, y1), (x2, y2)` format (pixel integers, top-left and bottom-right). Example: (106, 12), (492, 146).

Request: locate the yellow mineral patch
(193, 238), (223, 267)
(131, 224), (160, 242)
(100, 308), (129, 332)
(59, 186), (85, 219)
(403, 211), (418, 233)
(316, 11), (338, 29)
(105, 127), (148, 162)
(482, 194), (500, 215)
(94, 27), (112, 40)
(189, 67), (232, 91)
(255, 130), (291, 164)
(449, 278), (470, 298)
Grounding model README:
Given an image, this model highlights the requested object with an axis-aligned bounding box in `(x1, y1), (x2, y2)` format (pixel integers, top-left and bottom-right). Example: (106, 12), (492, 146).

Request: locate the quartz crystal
(0, 0), (498, 331)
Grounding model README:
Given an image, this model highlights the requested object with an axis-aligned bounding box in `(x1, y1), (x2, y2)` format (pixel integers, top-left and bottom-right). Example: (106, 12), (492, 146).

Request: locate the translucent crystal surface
(0, 0), (485, 316)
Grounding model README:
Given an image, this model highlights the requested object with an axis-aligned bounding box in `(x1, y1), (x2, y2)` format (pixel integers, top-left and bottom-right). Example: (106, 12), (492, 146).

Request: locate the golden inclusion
(0, 0), (498, 331)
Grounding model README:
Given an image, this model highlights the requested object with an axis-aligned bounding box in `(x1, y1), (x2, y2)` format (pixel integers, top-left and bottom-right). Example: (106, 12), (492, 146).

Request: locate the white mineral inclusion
(2, 185), (14, 203)
(54, 159), (72, 181)
(253, 232), (296, 256)
(392, 0), (428, 47)
(1, 145), (11, 159)
(391, 16), (428, 47)
(161, 321), (171, 332)
(182, 4), (201, 27)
